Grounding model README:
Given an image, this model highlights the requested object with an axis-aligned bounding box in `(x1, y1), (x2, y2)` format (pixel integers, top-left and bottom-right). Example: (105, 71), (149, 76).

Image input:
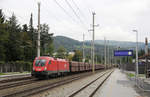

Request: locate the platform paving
(94, 69), (142, 97)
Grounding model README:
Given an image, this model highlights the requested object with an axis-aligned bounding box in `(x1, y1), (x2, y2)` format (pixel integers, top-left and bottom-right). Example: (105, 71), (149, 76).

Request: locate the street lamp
(133, 30), (139, 80)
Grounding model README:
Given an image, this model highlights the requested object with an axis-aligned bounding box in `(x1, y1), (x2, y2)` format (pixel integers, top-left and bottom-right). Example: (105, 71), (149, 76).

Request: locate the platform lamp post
(133, 30), (139, 83)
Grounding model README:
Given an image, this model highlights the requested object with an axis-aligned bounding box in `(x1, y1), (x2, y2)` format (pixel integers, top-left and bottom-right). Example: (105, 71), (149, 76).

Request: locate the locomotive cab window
(35, 59), (46, 67)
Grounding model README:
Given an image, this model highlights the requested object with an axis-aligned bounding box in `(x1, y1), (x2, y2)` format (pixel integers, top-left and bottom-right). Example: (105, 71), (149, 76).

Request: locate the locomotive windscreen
(35, 59), (46, 66)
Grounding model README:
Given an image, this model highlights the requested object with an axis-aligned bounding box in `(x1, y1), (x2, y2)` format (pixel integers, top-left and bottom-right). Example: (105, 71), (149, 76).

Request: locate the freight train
(32, 56), (105, 78)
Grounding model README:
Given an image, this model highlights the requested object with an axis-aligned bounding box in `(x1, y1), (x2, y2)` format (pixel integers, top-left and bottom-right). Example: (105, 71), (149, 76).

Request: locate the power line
(71, 0), (88, 22)
(81, 1), (92, 15)
(43, 0), (84, 36)
(53, 0), (78, 24)
(52, 0), (88, 40)
(42, 0), (63, 21)
(65, 0), (87, 29)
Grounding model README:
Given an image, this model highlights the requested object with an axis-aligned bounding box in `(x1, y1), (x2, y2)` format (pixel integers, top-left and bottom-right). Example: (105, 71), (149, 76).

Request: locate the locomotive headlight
(44, 67), (47, 71)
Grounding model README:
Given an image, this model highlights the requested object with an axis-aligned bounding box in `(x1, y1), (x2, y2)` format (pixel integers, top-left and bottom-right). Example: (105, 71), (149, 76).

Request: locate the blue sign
(114, 50), (133, 56)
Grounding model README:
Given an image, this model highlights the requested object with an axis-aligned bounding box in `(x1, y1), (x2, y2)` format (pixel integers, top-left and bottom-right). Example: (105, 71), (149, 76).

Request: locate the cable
(71, 0), (88, 22)
(53, 0), (78, 24)
(65, 0), (87, 29)
(43, 0), (84, 36)
(42, 0), (62, 22)
(52, 0), (88, 39)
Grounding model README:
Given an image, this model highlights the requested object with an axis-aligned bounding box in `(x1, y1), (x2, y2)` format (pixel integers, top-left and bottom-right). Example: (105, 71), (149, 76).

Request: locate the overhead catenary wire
(71, 0), (88, 23)
(53, 0), (78, 24)
(64, 0), (88, 29)
(43, 0), (62, 22)
(42, 0), (85, 37)
(43, 0), (76, 24)
(53, 0), (88, 41)
(81, 0), (93, 15)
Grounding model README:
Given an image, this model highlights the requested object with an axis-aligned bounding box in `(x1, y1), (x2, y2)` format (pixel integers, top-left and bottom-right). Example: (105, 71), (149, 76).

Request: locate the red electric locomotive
(32, 56), (70, 78)
(32, 56), (105, 78)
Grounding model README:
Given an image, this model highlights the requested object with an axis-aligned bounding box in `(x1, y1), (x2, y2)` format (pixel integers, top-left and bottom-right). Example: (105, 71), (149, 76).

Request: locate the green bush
(0, 61), (5, 65)
(10, 61), (33, 72)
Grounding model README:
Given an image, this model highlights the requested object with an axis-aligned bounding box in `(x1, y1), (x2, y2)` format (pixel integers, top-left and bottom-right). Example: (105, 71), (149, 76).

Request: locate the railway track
(1, 70), (105, 97)
(0, 77), (37, 90)
(68, 70), (113, 97)
(0, 74), (31, 83)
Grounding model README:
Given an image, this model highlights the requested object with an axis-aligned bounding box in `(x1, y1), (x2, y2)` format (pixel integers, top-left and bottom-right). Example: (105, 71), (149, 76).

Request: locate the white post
(92, 12), (95, 73)
(83, 33), (85, 62)
(104, 37), (107, 69)
(108, 40), (109, 68)
(37, 2), (41, 57)
(133, 30), (138, 82)
(136, 30), (139, 78)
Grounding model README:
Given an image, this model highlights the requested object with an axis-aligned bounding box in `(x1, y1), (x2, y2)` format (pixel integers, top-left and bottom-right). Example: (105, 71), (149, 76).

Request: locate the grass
(127, 73), (135, 77)
(138, 74), (145, 77)
(127, 72), (146, 78)
(0, 73), (7, 75)
(0, 71), (31, 75)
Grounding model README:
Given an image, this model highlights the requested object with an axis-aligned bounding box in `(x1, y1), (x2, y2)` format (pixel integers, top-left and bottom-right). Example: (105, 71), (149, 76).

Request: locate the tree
(21, 24), (32, 61)
(138, 49), (145, 57)
(67, 54), (73, 61)
(6, 13), (23, 61)
(72, 50), (83, 62)
(0, 9), (5, 24)
(0, 10), (54, 63)
(28, 13), (37, 61)
(0, 9), (8, 61)
(56, 46), (66, 59)
(46, 42), (54, 56)
(40, 24), (53, 56)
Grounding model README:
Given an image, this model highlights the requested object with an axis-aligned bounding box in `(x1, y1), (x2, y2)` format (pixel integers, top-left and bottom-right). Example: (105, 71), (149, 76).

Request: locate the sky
(0, 0), (150, 42)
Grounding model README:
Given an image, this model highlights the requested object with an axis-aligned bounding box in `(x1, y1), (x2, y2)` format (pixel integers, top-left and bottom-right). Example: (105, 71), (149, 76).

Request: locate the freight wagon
(32, 56), (104, 78)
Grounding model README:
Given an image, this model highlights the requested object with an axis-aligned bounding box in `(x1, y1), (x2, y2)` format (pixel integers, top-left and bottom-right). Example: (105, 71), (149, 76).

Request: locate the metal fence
(120, 63), (150, 74)
(0, 62), (32, 73)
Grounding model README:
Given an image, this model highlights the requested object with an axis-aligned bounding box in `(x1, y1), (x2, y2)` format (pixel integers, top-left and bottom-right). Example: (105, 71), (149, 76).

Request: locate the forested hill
(53, 36), (82, 51)
(53, 36), (145, 52)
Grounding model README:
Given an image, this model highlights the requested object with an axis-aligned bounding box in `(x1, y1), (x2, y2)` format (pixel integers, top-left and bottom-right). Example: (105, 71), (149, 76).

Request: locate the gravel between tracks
(0, 71), (102, 97)
(0, 77), (37, 90)
(73, 71), (112, 97)
(30, 70), (111, 97)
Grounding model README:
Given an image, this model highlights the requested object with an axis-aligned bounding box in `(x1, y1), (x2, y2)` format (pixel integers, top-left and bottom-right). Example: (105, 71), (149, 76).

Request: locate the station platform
(95, 69), (141, 97)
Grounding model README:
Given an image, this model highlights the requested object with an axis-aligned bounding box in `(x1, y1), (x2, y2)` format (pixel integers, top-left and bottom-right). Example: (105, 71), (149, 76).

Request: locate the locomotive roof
(35, 56), (67, 62)
(36, 56), (54, 60)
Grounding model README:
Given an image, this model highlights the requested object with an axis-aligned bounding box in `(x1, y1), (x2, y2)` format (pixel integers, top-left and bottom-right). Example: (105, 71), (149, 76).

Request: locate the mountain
(53, 35), (145, 56)
(53, 36), (81, 51)
(94, 40), (145, 49)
